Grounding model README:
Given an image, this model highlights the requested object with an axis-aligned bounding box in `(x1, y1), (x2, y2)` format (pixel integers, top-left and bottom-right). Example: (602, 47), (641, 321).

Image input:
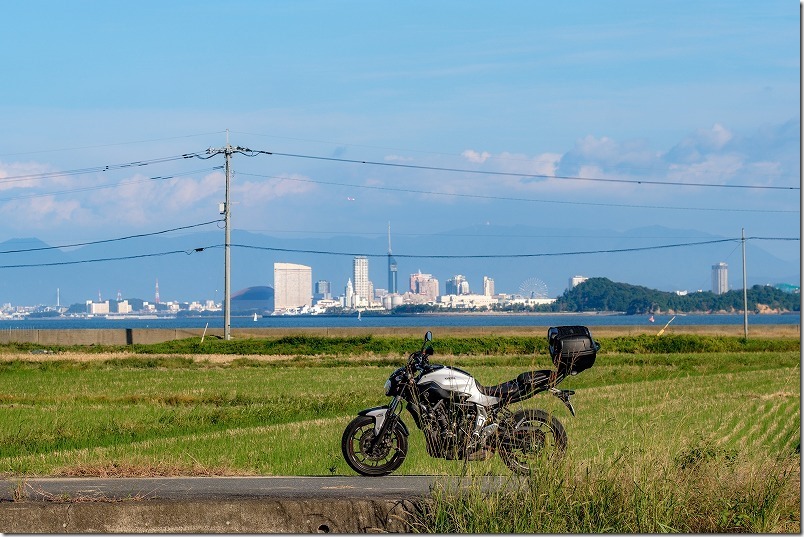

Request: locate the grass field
(0, 331), (799, 531)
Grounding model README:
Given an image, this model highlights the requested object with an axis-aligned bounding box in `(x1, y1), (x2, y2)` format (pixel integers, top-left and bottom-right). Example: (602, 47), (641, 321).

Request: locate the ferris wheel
(518, 277), (549, 299)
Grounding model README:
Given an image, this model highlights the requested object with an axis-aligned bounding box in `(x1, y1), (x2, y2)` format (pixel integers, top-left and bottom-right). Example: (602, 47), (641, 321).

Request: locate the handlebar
(408, 346), (433, 371)
(408, 331), (434, 371)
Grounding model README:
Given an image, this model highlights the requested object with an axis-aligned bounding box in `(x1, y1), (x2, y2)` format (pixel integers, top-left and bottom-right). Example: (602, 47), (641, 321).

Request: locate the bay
(0, 312), (799, 331)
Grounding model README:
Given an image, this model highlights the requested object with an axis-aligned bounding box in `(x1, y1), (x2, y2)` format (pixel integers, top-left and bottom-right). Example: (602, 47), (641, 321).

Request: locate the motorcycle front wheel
(341, 415), (409, 476)
(498, 409), (567, 475)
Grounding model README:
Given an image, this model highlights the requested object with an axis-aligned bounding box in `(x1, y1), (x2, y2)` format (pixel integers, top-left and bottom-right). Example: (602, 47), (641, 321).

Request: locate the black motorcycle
(341, 326), (599, 476)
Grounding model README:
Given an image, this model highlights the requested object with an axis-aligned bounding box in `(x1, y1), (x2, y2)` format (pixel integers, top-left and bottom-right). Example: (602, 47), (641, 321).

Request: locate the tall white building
(352, 256), (371, 303)
(712, 262), (729, 295)
(483, 276), (495, 296)
(344, 278), (354, 308)
(273, 262), (312, 311)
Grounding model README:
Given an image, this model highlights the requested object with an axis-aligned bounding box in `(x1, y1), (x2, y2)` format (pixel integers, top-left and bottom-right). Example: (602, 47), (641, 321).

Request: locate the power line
(230, 237), (787, 259)
(0, 167), (222, 203)
(239, 227), (754, 240)
(0, 236), (794, 269)
(0, 247), (217, 269)
(0, 220), (224, 255)
(253, 149), (799, 191)
(238, 172), (797, 214)
(0, 154), (207, 186)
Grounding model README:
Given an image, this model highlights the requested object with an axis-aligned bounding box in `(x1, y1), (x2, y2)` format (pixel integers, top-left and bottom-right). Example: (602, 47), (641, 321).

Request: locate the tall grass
(415, 450), (800, 533)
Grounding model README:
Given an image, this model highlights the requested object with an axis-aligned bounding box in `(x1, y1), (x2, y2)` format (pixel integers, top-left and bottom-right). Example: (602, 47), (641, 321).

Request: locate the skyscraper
(314, 280), (331, 300)
(273, 262), (312, 311)
(410, 271), (440, 301)
(712, 262), (728, 295)
(353, 256), (370, 303)
(483, 276), (495, 297)
(446, 275), (470, 295)
(387, 222), (398, 294)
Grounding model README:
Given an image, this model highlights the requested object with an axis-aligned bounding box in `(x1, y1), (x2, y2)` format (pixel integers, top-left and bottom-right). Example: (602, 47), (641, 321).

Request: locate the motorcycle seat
(477, 369), (553, 401)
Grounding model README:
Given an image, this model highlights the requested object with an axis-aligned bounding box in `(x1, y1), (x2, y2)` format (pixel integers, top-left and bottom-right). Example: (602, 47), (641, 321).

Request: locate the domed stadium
(231, 286), (274, 313)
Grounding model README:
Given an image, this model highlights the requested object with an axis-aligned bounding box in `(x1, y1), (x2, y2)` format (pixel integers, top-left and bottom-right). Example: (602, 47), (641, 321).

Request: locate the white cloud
(700, 123), (733, 150)
(0, 160), (61, 192)
(461, 149), (491, 164)
(497, 151), (562, 177)
(4, 195), (85, 229)
(666, 153), (744, 184)
(384, 154), (414, 162)
(234, 173), (315, 206)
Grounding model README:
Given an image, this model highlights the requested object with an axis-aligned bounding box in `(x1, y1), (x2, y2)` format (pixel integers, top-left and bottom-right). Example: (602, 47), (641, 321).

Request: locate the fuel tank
(417, 365), (499, 407)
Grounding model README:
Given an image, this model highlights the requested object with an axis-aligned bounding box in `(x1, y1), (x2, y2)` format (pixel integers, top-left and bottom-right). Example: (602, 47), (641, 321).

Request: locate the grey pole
(224, 141), (232, 340)
(742, 228), (748, 339)
(207, 132), (254, 341)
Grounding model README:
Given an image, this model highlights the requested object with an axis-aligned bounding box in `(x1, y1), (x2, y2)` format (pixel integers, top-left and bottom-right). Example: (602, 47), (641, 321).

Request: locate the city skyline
(1, 217), (796, 310)
(4, 249), (794, 315)
(0, 225), (789, 310)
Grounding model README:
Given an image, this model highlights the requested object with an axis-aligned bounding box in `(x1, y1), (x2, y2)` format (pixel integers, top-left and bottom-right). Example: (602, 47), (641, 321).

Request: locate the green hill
(550, 277), (800, 314)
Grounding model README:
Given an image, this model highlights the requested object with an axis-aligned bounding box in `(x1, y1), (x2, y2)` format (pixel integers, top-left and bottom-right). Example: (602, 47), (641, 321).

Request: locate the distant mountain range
(0, 224), (799, 307)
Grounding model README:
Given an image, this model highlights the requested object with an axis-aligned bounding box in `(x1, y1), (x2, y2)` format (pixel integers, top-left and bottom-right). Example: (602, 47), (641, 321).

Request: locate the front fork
(360, 396), (407, 452)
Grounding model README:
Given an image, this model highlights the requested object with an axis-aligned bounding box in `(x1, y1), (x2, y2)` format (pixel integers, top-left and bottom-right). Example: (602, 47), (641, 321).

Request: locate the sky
(0, 0), (800, 300)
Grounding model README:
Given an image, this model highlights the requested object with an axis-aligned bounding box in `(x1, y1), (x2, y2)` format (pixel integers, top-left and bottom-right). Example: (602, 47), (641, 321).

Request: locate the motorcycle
(341, 326), (599, 476)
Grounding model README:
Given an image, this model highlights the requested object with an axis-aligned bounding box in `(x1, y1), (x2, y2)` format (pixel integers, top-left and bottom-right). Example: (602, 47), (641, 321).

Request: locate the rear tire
(498, 409), (567, 475)
(341, 415), (408, 476)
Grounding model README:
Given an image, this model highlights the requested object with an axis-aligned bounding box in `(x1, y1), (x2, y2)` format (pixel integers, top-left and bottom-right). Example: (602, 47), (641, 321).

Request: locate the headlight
(384, 378), (392, 396)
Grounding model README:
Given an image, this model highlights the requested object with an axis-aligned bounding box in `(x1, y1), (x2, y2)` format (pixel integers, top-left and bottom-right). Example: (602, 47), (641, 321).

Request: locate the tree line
(545, 277), (800, 314)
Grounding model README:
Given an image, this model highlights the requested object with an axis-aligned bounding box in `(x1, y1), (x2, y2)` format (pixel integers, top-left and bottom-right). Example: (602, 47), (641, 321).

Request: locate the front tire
(498, 409), (567, 475)
(341, 415), (408, 476)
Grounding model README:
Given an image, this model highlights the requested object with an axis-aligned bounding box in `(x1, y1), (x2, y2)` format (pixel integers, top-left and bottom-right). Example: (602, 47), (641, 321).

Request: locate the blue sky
(0, 1), (799, 276)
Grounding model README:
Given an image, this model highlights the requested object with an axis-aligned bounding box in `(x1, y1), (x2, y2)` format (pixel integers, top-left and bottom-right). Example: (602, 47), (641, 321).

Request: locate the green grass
(1, 333), (799, 357)
(0, 337), (799, 531)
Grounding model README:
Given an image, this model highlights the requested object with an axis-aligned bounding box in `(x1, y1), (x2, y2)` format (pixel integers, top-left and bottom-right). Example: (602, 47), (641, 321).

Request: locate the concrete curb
(0, 498), (417, 533)
(0, 476), (441, 533)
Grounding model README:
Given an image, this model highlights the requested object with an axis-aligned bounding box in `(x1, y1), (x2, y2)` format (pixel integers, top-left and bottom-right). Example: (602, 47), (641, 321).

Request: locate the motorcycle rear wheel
(498, 409), (567, 475)
(341, 415), (408, 476)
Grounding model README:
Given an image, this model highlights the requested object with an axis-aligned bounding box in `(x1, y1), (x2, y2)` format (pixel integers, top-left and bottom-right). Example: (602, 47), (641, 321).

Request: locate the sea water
(0, 312), (798, 330)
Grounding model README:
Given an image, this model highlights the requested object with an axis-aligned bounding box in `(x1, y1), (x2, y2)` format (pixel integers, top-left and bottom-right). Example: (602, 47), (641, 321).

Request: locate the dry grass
(233, 323), (801, 339)
(52, 461), (238, 478)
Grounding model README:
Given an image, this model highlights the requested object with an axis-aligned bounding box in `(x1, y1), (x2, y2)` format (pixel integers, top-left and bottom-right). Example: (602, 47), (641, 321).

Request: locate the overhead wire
(0, 154), (208, 186)
(251, 149), (800, 191)
(227, 236), (795, 260)
(0, 142), (796, 271)
(1, 235), (794, 270)
(0, 247), (220, 269)
(0, 167), (222, 203)
(237, 172), (796, 214)
(0, 220), (224, 254)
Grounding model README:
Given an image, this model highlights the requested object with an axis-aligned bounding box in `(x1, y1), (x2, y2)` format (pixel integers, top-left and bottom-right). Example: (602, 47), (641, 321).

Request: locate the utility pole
(207, 131), (253, 341)
(742, 228), (748, 339)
